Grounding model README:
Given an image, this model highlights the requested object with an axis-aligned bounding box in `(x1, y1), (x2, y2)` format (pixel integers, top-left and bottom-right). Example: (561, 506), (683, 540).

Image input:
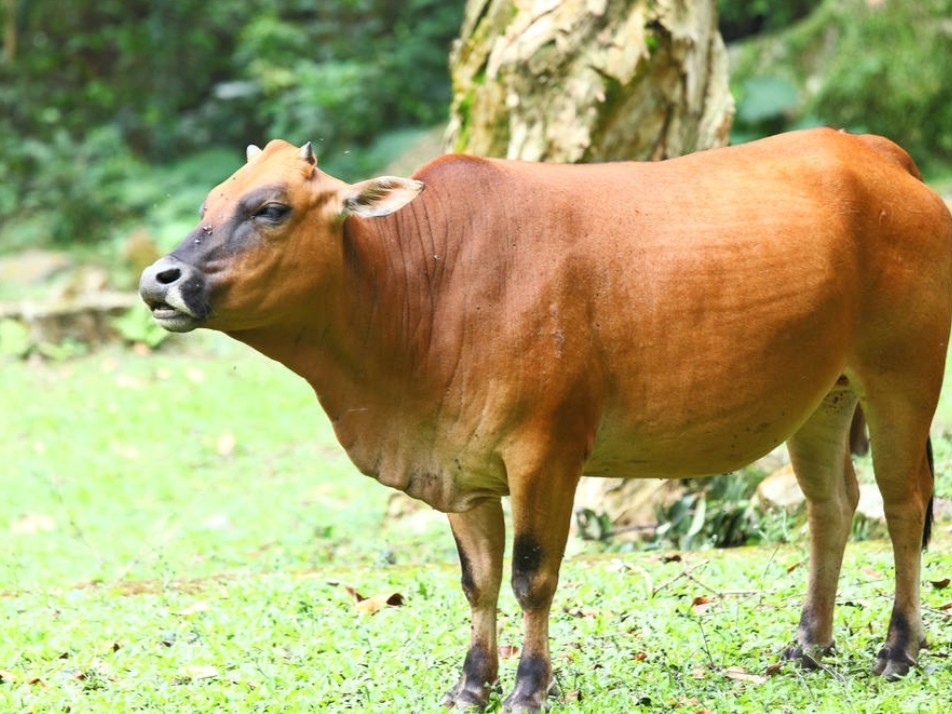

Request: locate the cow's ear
(342, 177), (424, 218)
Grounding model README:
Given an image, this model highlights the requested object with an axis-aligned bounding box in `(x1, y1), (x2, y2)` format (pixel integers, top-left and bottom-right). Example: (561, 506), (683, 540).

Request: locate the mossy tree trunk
(445, 0), (734, 535)
(446, 0), (733, 161)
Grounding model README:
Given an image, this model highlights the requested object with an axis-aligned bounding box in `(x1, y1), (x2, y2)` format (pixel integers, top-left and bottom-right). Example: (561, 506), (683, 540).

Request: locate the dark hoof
(442, 681), (491, 710)
(782, 642), (834, 670)
(501, 692), (548, 714)
(873, 647), (916, 680)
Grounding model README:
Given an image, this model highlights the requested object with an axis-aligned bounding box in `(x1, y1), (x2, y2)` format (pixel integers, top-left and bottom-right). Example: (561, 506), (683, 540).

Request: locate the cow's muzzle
(139, 256), (209, 333)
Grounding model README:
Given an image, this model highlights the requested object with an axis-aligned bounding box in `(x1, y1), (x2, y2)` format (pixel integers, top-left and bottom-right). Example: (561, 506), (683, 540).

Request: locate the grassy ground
(2, 335), (951, 712)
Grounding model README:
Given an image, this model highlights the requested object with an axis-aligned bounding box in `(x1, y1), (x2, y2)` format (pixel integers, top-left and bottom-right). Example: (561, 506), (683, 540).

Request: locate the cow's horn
(300, 141), (316, 166)
(246, 144), (263, 162)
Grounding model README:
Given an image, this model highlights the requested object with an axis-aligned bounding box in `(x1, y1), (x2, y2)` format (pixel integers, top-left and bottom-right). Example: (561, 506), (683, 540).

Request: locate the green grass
(1, 334), (951, 712)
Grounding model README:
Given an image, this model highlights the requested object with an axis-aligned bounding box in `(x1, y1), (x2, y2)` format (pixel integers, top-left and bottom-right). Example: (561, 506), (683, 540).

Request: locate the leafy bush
(809, 0), (952, 162)
(728, 0), (952, 167)
(234, 0), (463, 179)
(1, 0), (463, 249)
(0, 126), (145, 248)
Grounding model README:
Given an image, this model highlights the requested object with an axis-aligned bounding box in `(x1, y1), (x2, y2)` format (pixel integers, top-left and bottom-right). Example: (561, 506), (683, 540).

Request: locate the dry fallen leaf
(354, 592), (405, 615)
(498, 644), (520, 660)
(216, 432), (236, 457)
(691, 595), (712, 614)
(765, 661), (783, 676)
(10, 513), (55, 534)
(180, 665), (219, 680)
(332, 582), (404, 614)
(662, 554), (683, 564)
(632, 652), (648, 662)
(723, 666), (768, 685)
(176, 601), (210, 616)
(341, 584), (364, 602)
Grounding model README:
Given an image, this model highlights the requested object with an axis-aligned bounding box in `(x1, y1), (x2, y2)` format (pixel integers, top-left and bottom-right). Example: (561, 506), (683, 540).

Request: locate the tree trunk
(445, 0), (734, 538)
(2, 0), (15, 65)
(445, 0), (733, 161)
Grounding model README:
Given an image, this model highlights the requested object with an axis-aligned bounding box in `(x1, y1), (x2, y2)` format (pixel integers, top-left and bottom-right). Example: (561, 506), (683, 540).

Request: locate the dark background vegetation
(0, 0), (464, 250)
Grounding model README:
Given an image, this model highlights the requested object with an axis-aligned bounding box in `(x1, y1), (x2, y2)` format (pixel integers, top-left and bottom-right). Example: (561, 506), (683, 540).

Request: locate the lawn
(1, 334), (951, 712)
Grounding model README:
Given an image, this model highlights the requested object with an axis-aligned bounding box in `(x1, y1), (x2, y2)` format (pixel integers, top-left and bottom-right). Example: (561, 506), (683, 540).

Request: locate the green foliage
(0, 0), (463, 249)
(0, 126), (145, 248)
(111, 306), (171, 349)
(731, 75), (807, 145)
(728, 0), (952, 168)
(0, 319), (30, 358)
(809, 0), (952, 163)
(0, 317), (91, 361)
(650, 471), (800, 551)
(234, 0), (463, 179)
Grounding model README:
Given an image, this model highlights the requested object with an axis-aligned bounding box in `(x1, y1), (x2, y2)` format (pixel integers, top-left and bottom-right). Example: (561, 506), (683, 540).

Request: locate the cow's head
(139, 140), (423, 333)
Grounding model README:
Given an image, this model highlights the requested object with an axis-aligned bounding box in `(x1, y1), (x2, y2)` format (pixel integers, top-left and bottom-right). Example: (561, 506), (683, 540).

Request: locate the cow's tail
(923, 437), (935, 551)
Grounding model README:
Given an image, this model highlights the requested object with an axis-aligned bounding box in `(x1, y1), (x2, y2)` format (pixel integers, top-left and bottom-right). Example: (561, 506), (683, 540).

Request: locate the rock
(754, 463), (804, 511)
(572, 476), (685, 540)
(856, 484), (884, 521)
(382, 492), (446, 534)
(755, 462), (888, 523)
(0, 291), (140, 348)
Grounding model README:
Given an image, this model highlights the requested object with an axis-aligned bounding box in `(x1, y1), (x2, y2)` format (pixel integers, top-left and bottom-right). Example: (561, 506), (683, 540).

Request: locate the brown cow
(140, 128), (952, 712)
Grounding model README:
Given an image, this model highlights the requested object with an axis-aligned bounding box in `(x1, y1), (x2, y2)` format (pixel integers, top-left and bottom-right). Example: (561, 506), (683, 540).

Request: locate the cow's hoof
(873, 647), (916, 680)
(501, 692), (547, 714)
(442, 682), (491, 711)
(782, 642), (833, 670)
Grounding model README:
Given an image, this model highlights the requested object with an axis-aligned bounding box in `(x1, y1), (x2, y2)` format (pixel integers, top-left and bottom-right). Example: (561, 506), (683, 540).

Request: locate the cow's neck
(227, 204), (449, 478)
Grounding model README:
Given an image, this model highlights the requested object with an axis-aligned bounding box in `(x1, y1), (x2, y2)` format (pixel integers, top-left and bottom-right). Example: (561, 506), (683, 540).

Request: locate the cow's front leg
(443, 498), (505, 710)
(503, 457), (581, 713)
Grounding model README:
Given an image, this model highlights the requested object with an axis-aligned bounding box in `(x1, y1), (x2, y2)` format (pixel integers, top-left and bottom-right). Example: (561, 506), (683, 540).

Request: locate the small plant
(112, 306), (171, 349)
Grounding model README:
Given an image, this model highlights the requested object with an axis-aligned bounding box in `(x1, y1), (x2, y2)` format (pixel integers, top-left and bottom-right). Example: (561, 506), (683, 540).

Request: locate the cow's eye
(253, 203), (291, 223)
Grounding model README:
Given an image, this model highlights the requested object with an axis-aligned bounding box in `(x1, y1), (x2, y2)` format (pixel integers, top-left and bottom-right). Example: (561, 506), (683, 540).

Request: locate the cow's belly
(584, 365), (842, 479)
(584, 417), (794, 479)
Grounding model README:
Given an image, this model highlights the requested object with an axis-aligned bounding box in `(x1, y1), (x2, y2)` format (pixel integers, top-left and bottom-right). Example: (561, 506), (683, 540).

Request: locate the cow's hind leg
(784, 386), (860, 667)
(860, 386), (936, 678)
(443, 498), (505, 709)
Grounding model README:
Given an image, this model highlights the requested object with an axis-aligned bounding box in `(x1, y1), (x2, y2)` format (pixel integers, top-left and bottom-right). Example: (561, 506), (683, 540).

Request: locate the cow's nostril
(156, 267), (182, 285)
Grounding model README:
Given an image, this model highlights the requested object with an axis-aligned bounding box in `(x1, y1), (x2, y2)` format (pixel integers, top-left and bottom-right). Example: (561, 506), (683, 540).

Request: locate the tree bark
(2, 0), (15, 65)
(445, 0), (734, 537)
(446, 0), (733, 161)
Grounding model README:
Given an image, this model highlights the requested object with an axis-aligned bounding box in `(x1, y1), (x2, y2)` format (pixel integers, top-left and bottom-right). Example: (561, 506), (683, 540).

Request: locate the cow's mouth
(146, 299), (202, 333)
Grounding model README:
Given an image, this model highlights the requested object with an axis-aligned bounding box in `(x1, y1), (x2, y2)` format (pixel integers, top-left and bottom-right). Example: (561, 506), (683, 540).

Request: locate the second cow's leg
(443, 498), (505, 710)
